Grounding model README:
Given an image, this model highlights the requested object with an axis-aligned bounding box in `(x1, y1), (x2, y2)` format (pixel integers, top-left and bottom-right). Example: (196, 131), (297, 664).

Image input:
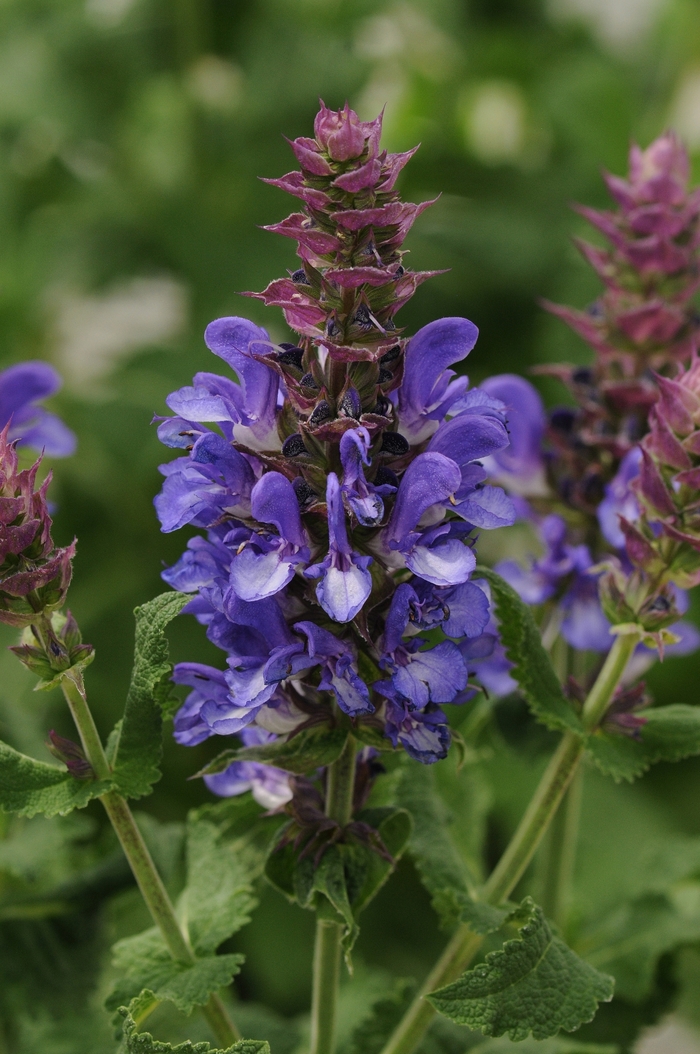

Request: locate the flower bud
(0, 426), (76, 627)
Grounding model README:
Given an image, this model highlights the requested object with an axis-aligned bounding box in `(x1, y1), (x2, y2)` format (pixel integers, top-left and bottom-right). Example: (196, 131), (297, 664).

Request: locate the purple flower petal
(397, 317), (478, 442)
(480, 374), (546, 484)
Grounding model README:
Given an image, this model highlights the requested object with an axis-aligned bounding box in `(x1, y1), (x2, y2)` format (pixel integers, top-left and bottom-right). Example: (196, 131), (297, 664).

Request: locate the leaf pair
(264, 806), (412, 958)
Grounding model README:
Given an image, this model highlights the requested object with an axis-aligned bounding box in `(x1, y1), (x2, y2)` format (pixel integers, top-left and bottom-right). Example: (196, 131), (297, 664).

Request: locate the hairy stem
(60, 670), (240, 1047)
(310, 735), (356, 1054)
(379, 627), (637, 1054)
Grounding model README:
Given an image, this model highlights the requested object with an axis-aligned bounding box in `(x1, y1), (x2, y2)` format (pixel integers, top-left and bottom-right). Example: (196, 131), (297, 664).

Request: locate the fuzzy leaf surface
(0, 740), (110, 817)
(585, 705), (700, 782)
(470, 1039), (618, 1054)
(111, 591), (189, 800)
(108, 929), (243, 1015)
(428, 898), (614, 1040)
(580, 887), (700, 1001)
(118, 1006), (269, 1053)
(395, 760), (473, 927)
(183, 817), (258, 955)
(197, 726), (349, 777)
(476, 568), (583, 735)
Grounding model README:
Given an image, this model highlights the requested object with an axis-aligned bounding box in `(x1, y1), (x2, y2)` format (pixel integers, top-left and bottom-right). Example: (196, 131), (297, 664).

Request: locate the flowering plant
(1, 108), (700, 1054)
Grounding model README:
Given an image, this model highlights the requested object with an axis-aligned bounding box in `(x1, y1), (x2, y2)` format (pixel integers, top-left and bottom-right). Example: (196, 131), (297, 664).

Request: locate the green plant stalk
(379, 628), (639, 1054)
(309, 734), (357, 1054)
(535, 765), (583, 931)
(59, 669), (240, 1047)
(581, 632), (639, 729)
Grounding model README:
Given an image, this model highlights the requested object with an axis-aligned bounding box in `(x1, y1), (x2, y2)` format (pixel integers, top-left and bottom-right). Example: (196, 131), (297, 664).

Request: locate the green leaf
(118, 1006), (269, 1053)
(585, 704), (700, 782)
(0, 739), (111, 817)
(111, 591), (189, 800)
(476, 568), (584, 735)
(313, 844), (359, 954)
(395, 760), (474, 927)
(108, 928), (243, 1015)
(344, 979), (416, 1054)
(196, 725), (349, 777)
(183, 817), (258, 956)
(428, 898), (614, 1040)
(580, 887), (700, 1002)
(470, 1039), (618, 1054)
(349, 807), (412, 915)
(459, 900), (511, 936)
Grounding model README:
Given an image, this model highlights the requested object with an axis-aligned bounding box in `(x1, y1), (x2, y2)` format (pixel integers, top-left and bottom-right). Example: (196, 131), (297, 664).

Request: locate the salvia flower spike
(155, 99), (517, 802)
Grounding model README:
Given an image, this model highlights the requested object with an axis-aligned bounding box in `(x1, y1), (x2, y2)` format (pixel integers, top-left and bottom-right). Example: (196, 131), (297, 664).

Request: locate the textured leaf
(313, 844), (359, 954)
(586, 704), (700, 782)
(395, 760), (474, 927)
(581, 887), (700, 1001)
(349, 807), (412, 915)
(428, 898), (614, 1040)
(109, 929), (243, 1015)
(197, 726), (349, 777)
(118, 1006), (269, 1053)
(345, 980), (416, 1054)
(0, 739), (110, 817)
(112, 591), (189, 800)
(183, 817), (258, 956)
(476, 568), (584, 735)
(459, 900), (511, 936)
(470, 1039), (618, 1054)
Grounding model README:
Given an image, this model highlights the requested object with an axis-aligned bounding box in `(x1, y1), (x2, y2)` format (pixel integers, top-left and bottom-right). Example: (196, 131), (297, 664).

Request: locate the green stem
(380, 626), (637, 1054)
(581, 632), (639, 729)
(309, 735), (356, 1054)
(536, 766), (583, 931)
(60, 670), (240, 1047)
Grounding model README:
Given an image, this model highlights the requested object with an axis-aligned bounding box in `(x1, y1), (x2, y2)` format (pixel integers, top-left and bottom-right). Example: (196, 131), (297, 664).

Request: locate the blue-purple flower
(203, 726), (293, 810)
(305, 473), (373, 623)
(0, 361), (75, 457)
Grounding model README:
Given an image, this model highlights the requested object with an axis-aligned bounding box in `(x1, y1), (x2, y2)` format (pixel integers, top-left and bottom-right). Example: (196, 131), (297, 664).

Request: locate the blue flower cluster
(156, 315), (516, 795)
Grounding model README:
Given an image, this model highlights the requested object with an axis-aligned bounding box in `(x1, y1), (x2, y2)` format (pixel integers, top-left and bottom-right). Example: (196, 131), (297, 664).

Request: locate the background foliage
(2, 0), (700, 1050)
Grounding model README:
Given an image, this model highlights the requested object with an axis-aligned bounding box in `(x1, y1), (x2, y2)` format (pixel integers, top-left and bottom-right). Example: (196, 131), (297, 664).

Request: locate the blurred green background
(2, 0), (700, 1050)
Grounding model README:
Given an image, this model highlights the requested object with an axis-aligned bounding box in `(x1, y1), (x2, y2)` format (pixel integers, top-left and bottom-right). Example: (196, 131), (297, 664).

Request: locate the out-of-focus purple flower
(597, 447), (642, 549)
(305, 473), (372, 623)
(458, 579), (517, 697)
(228, 472), (309, 602)
(397, 318), (478, 444)
(497, 514), (612, 652)
(426, 398), (515, 528)
(203, 726), (293, 809)
(0, 361), (76, 457)
(479, 374), (547, 495)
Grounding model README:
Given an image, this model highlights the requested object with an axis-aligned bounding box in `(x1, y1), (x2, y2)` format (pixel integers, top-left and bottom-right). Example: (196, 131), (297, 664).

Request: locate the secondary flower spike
(0, 425), (75, 627)
(155, 100), (516, 810)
